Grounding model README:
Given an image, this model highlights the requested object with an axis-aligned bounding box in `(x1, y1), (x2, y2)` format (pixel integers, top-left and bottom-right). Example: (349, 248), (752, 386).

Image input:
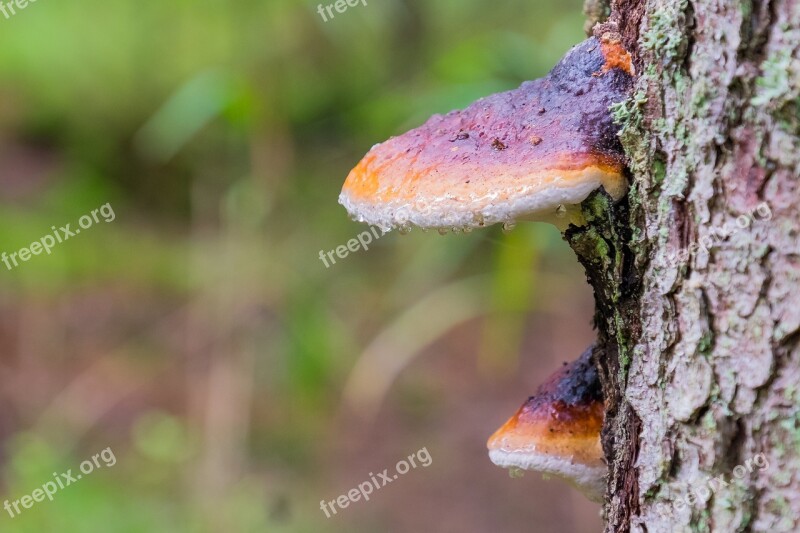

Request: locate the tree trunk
(575, 0), (800, 531)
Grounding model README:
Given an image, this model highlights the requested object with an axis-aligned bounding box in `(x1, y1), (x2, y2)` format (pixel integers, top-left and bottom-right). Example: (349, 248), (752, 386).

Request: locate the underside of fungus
(487, 347), (606, 502)
(340, 35), (633, 233)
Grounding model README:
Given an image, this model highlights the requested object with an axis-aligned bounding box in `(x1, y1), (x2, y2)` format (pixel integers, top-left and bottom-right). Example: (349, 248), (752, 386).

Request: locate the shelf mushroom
(487, 347), (606, 502)
(340, 35), (633, 234)
(339, 34), (634, 501)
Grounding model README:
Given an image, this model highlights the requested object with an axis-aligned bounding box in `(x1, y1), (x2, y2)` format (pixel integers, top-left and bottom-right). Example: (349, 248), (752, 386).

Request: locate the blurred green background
(0, 0), (603, 531)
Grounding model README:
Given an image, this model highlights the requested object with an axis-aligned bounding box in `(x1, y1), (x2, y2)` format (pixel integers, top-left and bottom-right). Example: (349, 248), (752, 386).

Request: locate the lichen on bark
(567, 189), (645, 532)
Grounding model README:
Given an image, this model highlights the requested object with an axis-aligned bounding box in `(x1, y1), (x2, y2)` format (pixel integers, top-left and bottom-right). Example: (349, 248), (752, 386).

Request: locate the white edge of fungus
(488, 449), (607, 503)
(339, 171), (613, 233)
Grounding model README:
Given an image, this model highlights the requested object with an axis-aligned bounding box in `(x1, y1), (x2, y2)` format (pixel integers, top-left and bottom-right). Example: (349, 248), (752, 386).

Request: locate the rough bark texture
(577, 0), (800, 531)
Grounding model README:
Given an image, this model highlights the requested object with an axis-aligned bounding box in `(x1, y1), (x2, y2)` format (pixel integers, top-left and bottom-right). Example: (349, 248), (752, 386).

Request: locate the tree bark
(575, 0), (800, 531)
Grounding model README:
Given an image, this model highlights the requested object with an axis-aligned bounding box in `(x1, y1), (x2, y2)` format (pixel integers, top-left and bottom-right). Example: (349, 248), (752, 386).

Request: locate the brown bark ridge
(575, 0), (800, 531)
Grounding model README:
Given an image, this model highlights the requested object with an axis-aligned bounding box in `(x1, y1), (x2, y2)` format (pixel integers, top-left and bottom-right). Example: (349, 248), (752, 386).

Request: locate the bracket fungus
(340, 35), (633, 233)
(486, 347), (606, 502)
(339, 35), (634, 501)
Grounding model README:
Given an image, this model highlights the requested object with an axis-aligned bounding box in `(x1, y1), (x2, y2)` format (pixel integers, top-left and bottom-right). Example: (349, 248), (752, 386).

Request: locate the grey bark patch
(601, 0), (800, 530)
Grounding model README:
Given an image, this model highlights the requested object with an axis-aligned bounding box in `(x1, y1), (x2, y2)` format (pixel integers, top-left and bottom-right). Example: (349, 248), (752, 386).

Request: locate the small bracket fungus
(487, 347), (606, 502)
(340, 36), (633, 233)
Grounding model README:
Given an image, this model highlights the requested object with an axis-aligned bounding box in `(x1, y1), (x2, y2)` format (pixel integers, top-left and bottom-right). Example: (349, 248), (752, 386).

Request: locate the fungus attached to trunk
(340, 35), (633, 233)
(338, 34), (634, 503)
(486, 347), (606, 502)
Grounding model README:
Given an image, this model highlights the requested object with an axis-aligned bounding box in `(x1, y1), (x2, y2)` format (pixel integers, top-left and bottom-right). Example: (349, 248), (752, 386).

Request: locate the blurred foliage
(0, 0), (587, 531)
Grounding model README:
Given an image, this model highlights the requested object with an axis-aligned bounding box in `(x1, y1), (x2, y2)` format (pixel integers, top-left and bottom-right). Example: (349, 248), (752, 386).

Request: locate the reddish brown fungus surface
(340, 36), (634, 231)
